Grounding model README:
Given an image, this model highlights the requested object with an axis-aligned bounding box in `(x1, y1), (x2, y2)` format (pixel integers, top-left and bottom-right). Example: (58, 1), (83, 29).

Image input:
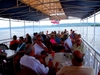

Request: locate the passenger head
(72, 50), (83, 66)
(70, 29), (73, 34)
(46, 30), (48, 34)
(26, 33), (29, 36)
(19, 36), (24, 43)
(57, 34), (60, 38)
(78, 34), (81, 38)
(51, 34), (55, 39)
(76, 39), (81, 46)
(36, 35), (42, 43)
(25, 44), (35, 56)
(74, 33), (78, 39)
(33, 33), (38, 37)
(13, 35), (17, 40)
(63, 34), (68, 40)
(41, 51), (48, 59)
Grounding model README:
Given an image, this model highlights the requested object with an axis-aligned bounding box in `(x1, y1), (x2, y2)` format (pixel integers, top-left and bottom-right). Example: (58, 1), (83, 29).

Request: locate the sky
(0, 18), (81, 28)
(0, 12), (100, 28)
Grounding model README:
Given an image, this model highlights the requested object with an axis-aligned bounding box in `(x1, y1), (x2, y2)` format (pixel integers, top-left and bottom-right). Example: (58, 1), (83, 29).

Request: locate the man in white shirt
(56, 50), (94, 75)
(20, 44), (49, 75)
(64, 37), (72, 52)
(34, 35), (48, 56)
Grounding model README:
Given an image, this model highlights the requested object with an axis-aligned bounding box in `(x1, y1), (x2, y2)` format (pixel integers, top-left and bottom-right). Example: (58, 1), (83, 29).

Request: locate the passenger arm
(65, 43), (71, 50)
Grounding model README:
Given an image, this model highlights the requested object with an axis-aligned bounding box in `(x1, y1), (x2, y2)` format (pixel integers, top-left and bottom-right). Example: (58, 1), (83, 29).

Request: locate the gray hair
(25, 44), (33, 55)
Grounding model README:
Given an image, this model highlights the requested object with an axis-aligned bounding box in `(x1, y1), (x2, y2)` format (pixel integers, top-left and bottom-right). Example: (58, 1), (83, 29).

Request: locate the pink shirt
(50, 39), (56, 44)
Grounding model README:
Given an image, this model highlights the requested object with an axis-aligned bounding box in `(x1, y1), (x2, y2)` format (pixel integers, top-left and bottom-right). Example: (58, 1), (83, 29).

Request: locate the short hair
(41, 51), (48, 56)
(70, 29), (72, 31)
(25, 44), (33, 55)
(78, 34), (81, 38)
(73, 51), (83, 63)
(13, 35), (17, 40)
(63, 34), (68, 40)
(19, 36), (24, 40)
(37, 35), (41, 38)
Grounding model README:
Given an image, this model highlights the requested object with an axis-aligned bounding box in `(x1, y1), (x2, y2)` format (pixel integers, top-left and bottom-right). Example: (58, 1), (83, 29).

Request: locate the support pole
(39, 21), (40, 32)
(24, 20), (25, 36)
(86, 18), (88, 41)
(80, 19), (82, 34)
(83, 19), (84, 38)
(93, 11), (96, 46)
(33, 21), (34, 34)
(9, 18), (12, 39)
(59, 22), (60, 32)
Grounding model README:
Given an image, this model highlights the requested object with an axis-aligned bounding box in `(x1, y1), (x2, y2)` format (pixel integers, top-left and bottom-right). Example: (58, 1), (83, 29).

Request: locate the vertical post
(58, 20), (60, 32)
(83, 19), (84, 38)
(24, 20), (25, 36)
(80, 19), (81, 34)
(81, 19), (84, 38)
(39, 21), (40, 32)
(33, 21), (34, 34)
(93, 11), (96, 46)
(9, 18), (12, 39)
(86, 18), (88, 41)
(92, 11), (96, 72)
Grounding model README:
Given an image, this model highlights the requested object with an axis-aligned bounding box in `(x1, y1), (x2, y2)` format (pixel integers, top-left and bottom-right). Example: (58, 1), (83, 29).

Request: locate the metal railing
(0, 38), (12, 48)
(82, 38), (100, 75)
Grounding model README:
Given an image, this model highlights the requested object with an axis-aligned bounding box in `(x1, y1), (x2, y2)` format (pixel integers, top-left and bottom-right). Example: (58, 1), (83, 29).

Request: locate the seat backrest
(20, 65), (39, 75)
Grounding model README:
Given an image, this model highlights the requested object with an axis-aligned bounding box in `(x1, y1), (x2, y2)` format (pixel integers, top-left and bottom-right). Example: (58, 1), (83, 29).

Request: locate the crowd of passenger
(9, 29), (94, 75)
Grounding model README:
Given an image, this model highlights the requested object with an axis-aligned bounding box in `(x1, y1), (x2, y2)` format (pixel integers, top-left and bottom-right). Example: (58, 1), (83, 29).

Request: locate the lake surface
(0, 26), (100, 50)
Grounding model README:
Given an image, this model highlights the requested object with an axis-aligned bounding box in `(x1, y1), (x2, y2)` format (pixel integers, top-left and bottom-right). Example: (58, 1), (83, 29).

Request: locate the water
(0, 26), (100, 50)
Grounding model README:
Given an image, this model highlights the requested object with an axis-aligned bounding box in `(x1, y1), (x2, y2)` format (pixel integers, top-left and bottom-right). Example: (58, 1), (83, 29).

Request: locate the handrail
(82, 37), (100, 56)
(82, 37), (100, 75)
(0, 38), (12, 42)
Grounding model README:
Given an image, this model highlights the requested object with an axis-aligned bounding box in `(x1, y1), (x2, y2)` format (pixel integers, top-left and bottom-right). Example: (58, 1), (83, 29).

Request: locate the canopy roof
(0, 0), (100, 21)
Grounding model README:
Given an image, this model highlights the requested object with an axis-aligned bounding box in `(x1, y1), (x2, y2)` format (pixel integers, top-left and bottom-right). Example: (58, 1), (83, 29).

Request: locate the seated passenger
(20, 44), (49, 75)
(16, 36), (26, 52)
(71, 39), (84, 53)
(37, 51), (48, 66)
(56, 50), (94, 75)
(25, 33), (32, 44)
(55, 34), (61, 44)
(77, 34), (82, 43)
(9, 35), (19, 51)
(64, 36), (72, 52)
(33, 33), (38, 44)
(34, 35), (48, 56)
(50, 34), (57, 45)
(14, 36), (26, 71)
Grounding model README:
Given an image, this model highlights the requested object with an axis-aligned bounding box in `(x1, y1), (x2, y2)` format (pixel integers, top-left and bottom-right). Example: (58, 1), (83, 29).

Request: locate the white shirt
(56, 66), (94, 75)
(20, 55), (49, 75)
(64, 37), (72, 50)
(34, 43), (46, 55)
